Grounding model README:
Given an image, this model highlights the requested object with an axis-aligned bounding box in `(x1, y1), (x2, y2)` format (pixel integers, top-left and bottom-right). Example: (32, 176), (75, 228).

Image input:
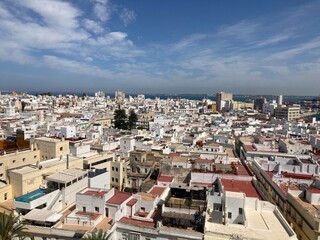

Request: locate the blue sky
(0, 0), (320, 95)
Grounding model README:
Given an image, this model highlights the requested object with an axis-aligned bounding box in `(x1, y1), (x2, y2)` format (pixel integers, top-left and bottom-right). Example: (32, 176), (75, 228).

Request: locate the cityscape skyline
(1, 0), (320, 95)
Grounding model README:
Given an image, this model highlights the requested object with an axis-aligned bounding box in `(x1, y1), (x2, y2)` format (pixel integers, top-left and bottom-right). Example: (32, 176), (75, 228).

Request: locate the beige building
(109, 159), (127, 190)
(0, 149), (40, 181)
(287, 189), (320, 240)
(92, 117), (112, 127)
(137, 111), (155, 129)
(275, 106), (300, 121)
(216, 92), (233, 112)
(0, 182), (12, 204)
(83, 153), (127, 190)
(33, 137), (70, 161)
(231, 101), (254, 110)
(8, 155), (83, 198)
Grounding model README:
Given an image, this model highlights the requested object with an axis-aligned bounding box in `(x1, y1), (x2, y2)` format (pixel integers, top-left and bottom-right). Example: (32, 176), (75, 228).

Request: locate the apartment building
(33, 137), (70, 160)
(275, 106), (301, 121)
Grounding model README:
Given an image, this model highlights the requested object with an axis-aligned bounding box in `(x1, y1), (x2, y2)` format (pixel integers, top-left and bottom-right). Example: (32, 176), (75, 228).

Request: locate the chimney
(66, 154), (69, 169)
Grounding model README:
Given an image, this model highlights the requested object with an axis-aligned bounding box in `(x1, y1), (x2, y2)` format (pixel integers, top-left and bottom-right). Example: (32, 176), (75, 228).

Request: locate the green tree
(0, 212), (31, 240)
(114, 106), (128, 130)
(128, 109), (138, 130)
(83, 229), (108, 240)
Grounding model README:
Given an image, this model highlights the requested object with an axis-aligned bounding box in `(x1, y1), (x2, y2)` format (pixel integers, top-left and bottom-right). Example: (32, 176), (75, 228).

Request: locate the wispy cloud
(216, 20), (260, 42)
(93, 0), (112, 22)
(120, 8), (136, 26)
(171, 34), (207, 51)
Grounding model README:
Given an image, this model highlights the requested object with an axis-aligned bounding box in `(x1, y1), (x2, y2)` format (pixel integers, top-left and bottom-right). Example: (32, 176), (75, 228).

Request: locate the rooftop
(106, 191), (131, 205)
(80, 188), (109, 197)
(119, 217), (155, 227)
(157, 175), (174, 182)
(149, 186), (167, 197)
(221, 179), (262, 199)
(46, 168), (87, 184)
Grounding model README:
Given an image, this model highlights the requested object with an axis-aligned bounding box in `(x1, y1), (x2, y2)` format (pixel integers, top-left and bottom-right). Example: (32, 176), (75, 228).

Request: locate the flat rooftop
(221, 179), (262, 199)
(46, 169), (87, 184)
(205, 209), (295, 240)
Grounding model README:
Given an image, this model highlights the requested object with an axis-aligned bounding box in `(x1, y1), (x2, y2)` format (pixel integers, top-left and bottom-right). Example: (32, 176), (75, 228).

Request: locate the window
(116, 178), (118, 183)
(122, 233), (140, 240)
(4, 193), (7, 201)
(0, 174), (3, 178)
(60, 147), (63, 151)
(12, 160), (16, 164)
(112, 177), (114, 182)
(95, 207), (99, 212)
(141, 207), (145, 212)
(112, 167), (115, 171)
(83, 207), (86, 212)
(34, 155), (37, 159)
(116, 167), (118, 172)
(129, 233), (140, 240)
(239, 208), (243, 215)
(22, 158), (26, 162)
(228, 212), (232, 219)
(0, 163), (3, 167)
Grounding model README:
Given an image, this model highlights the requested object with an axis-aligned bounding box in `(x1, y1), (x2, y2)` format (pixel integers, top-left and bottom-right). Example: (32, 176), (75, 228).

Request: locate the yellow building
(0, 183), (12, 204)
(287, 190), (320, 240)
(33, 137), (70, 161)
(8, 155), (83, 198)
(0, 149), (40, 181)
(108, 159), (127, 190)
(231, 101), (254, 110)
(83, 153), (127, 190)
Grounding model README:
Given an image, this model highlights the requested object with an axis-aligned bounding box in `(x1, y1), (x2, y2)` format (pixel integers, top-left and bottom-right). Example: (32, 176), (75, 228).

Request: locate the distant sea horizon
(1, 90), (319, 103)
(23, 91), (320, 103)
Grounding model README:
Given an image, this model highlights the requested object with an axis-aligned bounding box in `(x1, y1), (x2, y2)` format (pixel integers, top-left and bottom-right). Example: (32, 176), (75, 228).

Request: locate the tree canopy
(0, 212), (31, 240)
(114, 106), (128, 130)
(83, 229), (108, 240)
(128, 109), (138, 130)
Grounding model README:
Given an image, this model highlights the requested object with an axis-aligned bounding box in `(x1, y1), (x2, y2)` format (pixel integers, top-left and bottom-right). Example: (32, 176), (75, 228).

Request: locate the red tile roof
(221, 179), (262, 199)
(307, 187), (320, 193)
(168, 153), (180, 157)
(157, 175), (174, 182)
(279, 183), (300, 194)
(191, 182), (214, 187)
(281, 172), (313, 180)
(82, 190), (108, 197)
(149, 186), (166, 197)
(194, 159), (212, 164)
(106, 191), (131, 205)
(126, 198), (138, 206)
(119, 217), (155, 228)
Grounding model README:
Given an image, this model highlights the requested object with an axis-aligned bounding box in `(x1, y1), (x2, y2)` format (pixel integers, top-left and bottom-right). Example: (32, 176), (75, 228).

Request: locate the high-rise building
(274, 106), (300, 121)
(216, 92), (233, 112)
(254, 97), (266, 112)
(277, 95), (283, 106)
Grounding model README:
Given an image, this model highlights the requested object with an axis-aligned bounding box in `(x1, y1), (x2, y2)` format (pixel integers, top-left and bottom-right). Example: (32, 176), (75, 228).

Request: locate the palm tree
(0, 212), (31, 240)
(83, 229), (108, 240)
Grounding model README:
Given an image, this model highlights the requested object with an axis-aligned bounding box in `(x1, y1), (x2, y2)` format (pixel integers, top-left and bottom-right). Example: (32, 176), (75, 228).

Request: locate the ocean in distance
(25, 91), (319, 104)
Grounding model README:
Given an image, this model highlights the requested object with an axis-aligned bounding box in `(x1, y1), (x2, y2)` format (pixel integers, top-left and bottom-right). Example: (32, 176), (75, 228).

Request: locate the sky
(0, 0), (320, 95)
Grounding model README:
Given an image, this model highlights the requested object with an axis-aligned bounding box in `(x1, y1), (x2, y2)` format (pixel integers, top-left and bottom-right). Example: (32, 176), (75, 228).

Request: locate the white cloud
(267, 36), (320, 60)
(83, 19), (104, 34)
(171, 34), (207, 51)
(216, 21), (260, 41)
(93, 0), (111, 22)
(43, 55), (113, 78)
(120, 8), (136, 26)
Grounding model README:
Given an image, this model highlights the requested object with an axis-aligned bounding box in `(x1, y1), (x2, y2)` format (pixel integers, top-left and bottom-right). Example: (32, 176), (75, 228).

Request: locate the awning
(23, 209), (62, 223)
